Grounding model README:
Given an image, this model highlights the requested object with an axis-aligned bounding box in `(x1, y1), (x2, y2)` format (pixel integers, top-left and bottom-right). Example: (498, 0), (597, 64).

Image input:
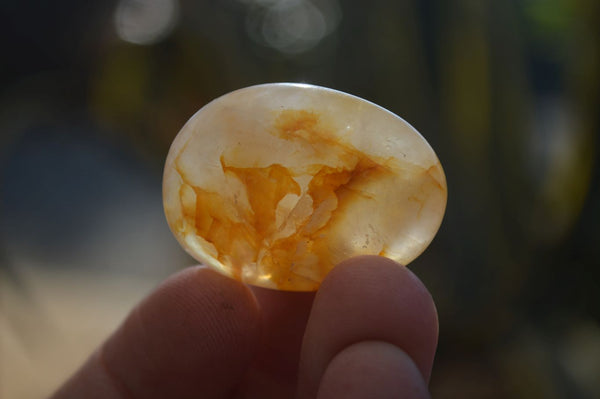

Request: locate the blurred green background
(1, 0), (599, 397)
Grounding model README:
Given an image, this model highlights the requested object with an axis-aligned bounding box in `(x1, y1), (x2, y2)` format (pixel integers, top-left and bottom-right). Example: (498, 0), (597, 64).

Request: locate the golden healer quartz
(163, 83), (447, 291)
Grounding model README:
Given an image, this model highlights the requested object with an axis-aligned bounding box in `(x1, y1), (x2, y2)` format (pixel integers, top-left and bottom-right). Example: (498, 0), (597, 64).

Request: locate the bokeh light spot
(243, 0), (341, 54)
(114, 0), (179, 45)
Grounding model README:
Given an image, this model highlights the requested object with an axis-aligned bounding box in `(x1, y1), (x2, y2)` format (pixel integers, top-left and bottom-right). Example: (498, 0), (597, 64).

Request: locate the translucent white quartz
(163, 83), (447, 291)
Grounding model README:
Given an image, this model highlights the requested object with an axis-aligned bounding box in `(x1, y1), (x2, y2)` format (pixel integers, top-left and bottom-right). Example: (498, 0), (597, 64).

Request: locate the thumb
(50, 266), (261, 399)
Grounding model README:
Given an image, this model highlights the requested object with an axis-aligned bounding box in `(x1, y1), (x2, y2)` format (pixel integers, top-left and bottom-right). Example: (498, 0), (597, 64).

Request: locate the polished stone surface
(163, 83), (447, 291)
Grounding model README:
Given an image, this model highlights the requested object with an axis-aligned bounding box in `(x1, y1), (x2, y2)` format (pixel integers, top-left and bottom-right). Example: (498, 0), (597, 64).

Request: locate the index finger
(297, 256), (439, 398)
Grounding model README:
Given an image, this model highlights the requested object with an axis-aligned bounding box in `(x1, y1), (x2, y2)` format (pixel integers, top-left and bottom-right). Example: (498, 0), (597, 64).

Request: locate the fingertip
(323, 255), (437, 320)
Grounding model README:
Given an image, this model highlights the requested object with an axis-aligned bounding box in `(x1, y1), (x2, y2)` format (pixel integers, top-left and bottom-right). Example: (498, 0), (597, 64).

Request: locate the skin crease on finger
(50, 256), (438, 399)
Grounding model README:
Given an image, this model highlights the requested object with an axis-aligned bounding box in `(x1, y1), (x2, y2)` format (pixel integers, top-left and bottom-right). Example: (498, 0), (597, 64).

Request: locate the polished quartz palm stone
(163, 83), (447, 291)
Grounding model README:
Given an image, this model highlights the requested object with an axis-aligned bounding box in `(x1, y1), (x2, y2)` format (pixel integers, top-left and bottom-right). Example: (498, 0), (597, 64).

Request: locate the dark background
(1, 0), (599, 397)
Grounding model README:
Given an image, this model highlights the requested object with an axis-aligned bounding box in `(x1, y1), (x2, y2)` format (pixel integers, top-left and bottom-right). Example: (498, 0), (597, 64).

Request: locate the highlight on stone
(163, 83), (447, 291)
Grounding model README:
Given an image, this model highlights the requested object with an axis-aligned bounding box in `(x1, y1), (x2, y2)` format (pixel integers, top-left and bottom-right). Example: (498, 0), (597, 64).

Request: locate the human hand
(50, 255), (438, 398)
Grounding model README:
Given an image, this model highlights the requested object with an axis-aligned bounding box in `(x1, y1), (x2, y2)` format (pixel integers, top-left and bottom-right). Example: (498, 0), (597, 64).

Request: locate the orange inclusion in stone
(221, 162), (301, 238)
(260, 158), (392, 289)
(178, 109), (394, 290)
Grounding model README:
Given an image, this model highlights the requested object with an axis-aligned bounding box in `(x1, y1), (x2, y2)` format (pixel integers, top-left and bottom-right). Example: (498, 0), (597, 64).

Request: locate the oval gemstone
(163, 83), (447, 291)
